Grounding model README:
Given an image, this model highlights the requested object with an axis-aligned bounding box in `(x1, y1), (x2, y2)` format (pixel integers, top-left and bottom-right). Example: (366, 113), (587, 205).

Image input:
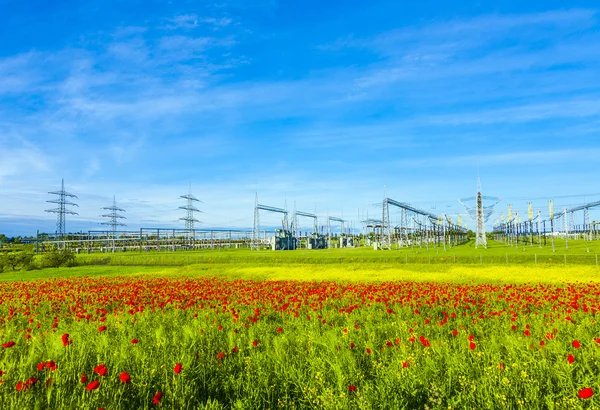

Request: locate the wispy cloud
(2, 5), (600, 234)
(162, 14), (233, 30)
(0, 133), (51, 182)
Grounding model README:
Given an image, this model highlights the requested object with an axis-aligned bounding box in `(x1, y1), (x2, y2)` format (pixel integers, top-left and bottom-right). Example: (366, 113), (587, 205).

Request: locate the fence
(77, 253), (600, 267)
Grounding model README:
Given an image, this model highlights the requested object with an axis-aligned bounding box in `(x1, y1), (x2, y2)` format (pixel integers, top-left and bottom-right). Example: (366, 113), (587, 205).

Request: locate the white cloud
(0, 134), (52, 182)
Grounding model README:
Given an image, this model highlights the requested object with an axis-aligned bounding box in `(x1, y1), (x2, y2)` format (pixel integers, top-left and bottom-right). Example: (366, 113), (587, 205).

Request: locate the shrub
(41, 249), (77, 268)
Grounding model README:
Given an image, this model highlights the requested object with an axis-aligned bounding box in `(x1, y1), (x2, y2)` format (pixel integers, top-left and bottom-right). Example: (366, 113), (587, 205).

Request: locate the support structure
(100, 196), (126, 253)
(459, 177), (500, 249)
(45, 178), (78, 240)
(179, 188), (202, 232)
(252, 195), (291, 250)
(327, 216), (345, 248)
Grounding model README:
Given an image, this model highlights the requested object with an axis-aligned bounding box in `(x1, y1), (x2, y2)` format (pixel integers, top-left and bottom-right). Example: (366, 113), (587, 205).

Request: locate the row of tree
(0, 250), (76, 272)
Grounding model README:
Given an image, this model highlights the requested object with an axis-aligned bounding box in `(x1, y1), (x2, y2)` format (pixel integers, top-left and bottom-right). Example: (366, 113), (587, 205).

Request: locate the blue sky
(1, 0), (600, 236)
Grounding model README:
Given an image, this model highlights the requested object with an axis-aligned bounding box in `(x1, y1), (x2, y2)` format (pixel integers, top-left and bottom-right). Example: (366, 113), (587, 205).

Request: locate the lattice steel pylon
(290, 201), (299, 237)
(382, 198), (391, 249)
(100, 196), (126, 253)
(179, 186), (202, 233)
(252, 193), (260, 250)
(475, 190), (487, 249)
(45, 178), (78, 239)
(459, 177), (501, 249)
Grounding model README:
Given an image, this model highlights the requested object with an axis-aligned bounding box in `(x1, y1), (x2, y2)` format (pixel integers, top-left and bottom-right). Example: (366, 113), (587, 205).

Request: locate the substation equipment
(251, 195), (353, 251)
(493, 199), (600, 251)
(378, 198), (468, 251)
(34, 228), (256, 254)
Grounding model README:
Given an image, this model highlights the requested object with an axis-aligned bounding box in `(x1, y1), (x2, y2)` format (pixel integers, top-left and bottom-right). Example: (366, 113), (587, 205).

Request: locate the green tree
(41, 249), (77, 268)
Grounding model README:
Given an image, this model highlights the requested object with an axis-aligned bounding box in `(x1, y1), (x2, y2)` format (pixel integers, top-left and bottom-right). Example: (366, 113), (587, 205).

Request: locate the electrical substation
(28, 178), (600, 254)
(492, 199), (600, 250)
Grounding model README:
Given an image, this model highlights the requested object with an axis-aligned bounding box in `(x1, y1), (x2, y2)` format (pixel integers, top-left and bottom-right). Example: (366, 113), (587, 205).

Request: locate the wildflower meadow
(0, 274), (598, 409)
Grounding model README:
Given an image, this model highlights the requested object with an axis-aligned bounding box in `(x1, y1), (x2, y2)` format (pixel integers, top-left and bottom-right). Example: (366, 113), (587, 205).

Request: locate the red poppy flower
(153, 391), (162, 404)
(2, 341), (15, 348)
(98, 326), (107, 333)
(578, 387), (593, 399)
(402, 361), (409, 368)
(174, 363), (183, 374)
(252, 340), (258, 347)
(86, 380), (100, 391)
(16, 381), (27, 391)
(37, 362), (46, 371)
(276, 327), (283, 333)
(232, 346), (239, 353)
(348, 385), (356, 393)
(468, 335), (474, 341)
(26, 377), (38, 387)
(93, 364), (107, 377)
(216, 352), (225, 361)
(523, 330), (531, 337)
(350, 342), (355, 349)
(46, 361), (57, 371)
(61, 333), (72, 346)
(80, 373), (88, 383)
(469, 341), (476, 350)
(119, 372), (131, 384)
(452, 330), (458, 337)
(572, 340), (581, 349)
(131, 339), (139, 344)
(567, 354), (575, 364)
(366, 348), (371, 355)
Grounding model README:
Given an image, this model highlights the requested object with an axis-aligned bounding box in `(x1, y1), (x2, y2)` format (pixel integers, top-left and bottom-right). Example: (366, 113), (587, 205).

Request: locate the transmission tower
(475, 179), (487, 248)
(459, 177), (500, 249)
(290, 201), (299, 237)
(100, 196), (126, 253)
(45, 178), (78, 239)
(382, 199), (391, 249)
(179, 186), (202, 233)
(252, 193), (260, 250)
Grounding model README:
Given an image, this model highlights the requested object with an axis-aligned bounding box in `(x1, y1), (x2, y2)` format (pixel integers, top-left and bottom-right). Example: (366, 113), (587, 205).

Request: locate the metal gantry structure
(327, 216), (346, 248)
(252, 194), (291, 250)
(100, 196), (126, 253)
(381, 197), (467, 250)
(45, 178), (79, 240)
(293, 210), (318, 236)
(493, 199), (600, 249)
(36, 228), (256, 253)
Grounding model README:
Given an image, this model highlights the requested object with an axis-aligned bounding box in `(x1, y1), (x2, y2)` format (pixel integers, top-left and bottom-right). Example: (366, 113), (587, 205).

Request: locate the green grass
(0, 275), (598, 409)
(1, 240), (600, 408)
(62, 238), (600, 268)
